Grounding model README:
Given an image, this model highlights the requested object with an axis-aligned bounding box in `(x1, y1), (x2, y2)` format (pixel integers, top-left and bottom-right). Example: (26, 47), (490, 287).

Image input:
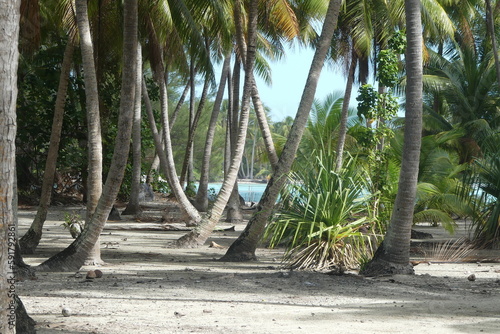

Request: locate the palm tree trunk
(157, 72), (202, 225)
(75, 0), (104, 265)
(226, 57), (243, 223)
(38, 0), (138, 272)
(180, 72), (210, 187)
(0, 1), (21, 331)
(194, 54), (231, 211)
(170, 81), (190, 130)
(233, 0), (278, 170)
(19, 40), (75, 254)
(335, 51), (357, 171)
(220, 0), (343, 261)
(360, 0), (423, 276)
(251, 79), (279, 169)
(486, 0), (500, 87)
(175, 0), (259, 247)
(122, 43), (143, 216)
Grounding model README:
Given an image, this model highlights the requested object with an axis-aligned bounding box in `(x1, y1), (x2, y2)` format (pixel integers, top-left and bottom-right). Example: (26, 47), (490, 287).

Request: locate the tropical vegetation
(3, 4), (500, 330)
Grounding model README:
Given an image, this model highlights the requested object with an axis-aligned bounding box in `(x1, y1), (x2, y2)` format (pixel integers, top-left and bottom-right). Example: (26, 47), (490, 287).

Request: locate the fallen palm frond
(423, 238), (474, 262)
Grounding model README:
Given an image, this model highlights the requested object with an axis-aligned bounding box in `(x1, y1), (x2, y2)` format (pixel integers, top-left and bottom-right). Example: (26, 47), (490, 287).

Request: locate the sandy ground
(16, 204), (500, 334)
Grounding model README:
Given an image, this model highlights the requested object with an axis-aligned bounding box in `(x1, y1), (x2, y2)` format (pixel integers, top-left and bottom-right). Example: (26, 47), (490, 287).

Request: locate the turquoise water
(204, 182), (267, 203)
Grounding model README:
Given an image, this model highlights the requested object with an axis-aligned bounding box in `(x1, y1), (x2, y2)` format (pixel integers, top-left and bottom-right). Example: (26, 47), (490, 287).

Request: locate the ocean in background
(202, 181), (267, 203)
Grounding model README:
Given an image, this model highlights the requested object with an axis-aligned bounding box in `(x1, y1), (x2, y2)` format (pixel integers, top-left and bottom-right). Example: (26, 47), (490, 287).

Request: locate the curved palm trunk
(175, 0), (259, 247)
(360, 0), (423, 276)
(251, 77), (279, 168)
(122, 44), (143, 216)
(19, 41), (75, 254)
(38, 0), (138, 272)
(233, 0), (278, 170)
(194, 54), (231, 211)
(0, 1), (21, 332)
(158, 73), (202, 225)
(220, 0), (343, 261)
(335, 51), (357, 171)
(75, 0), (104, 265)
(145, 20), (201, 226)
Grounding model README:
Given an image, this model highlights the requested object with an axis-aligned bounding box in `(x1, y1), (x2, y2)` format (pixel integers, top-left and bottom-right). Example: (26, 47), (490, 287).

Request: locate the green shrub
(265, 153), (377, 271)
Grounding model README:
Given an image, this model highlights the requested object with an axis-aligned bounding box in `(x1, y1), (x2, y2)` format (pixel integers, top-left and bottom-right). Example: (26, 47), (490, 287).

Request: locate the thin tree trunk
(157, 71), (202, 225)
(335, 51), (357, 171)
(170, 81), (190, 131)
(486, 0), (500, 87)
(146, 127), (167, 185)
(38, 0), (138, 272)
(360, 0), (423, 276)
(186, 60), (196, 186)
(226, 58), (243, 223)
(175, 0), (259, 247)
(143, 20), (202, 226)
(122, 43), (143, 216)
(142, 77), (201, 225)
(180, 72), (210, 187)
(220, 0), (343, 261)
(0, 1), (21, 331)
(19, 40), (75, 254)
(76, 0), (104, 265)
(251, 79), (279, 169)
(194, 54), (231, 211)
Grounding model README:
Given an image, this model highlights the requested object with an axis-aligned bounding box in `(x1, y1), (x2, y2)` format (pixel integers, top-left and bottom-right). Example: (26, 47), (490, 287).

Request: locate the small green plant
(377, 49), (399, 87)
(388, 29), (407, 54)
(61, 212), (84, 238)
(207, 187), (217, 202)
(149, 171), (171, 194)
(265, 153), (376, 271)
(356, 84), (378, 121)
(185, 182), (197, 197)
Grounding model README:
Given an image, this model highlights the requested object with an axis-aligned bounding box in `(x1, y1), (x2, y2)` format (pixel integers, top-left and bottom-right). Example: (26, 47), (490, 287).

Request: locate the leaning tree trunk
(335, 50), (357, 171)
(157, 72), (202, 225)
(122, 44), (143, 216)
(360, 0), (423, 276)
(37, 0), (138, 272)
(145, 21), (202, 226)
(233, 0), (278, 169)
(19, 40), (75, 254)
(76, 0), (104, 265)
(220, 0), (343, 261)
(194, 54), (231, 211)
(175, 0), (259, 247)
(251, 78), (279, 169)
(180, 71), (210, 188)
(170, 81), (190, 131)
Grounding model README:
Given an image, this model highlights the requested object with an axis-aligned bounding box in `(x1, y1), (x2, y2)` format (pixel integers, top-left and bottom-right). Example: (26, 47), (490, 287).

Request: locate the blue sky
(254, 45), (358, 122)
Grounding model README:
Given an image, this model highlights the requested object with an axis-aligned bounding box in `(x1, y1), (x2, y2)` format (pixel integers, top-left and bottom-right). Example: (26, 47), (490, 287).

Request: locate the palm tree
(361, 0), (423, 276)
(122, 44), (143, 216)
(19, 39), (75, 254)
(175, 0), (259, 247)
(194, 53), (232, 211)
(221, 0), (344, 261)
(75, 0), (104, 265)
(38, 0), (138, 271)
